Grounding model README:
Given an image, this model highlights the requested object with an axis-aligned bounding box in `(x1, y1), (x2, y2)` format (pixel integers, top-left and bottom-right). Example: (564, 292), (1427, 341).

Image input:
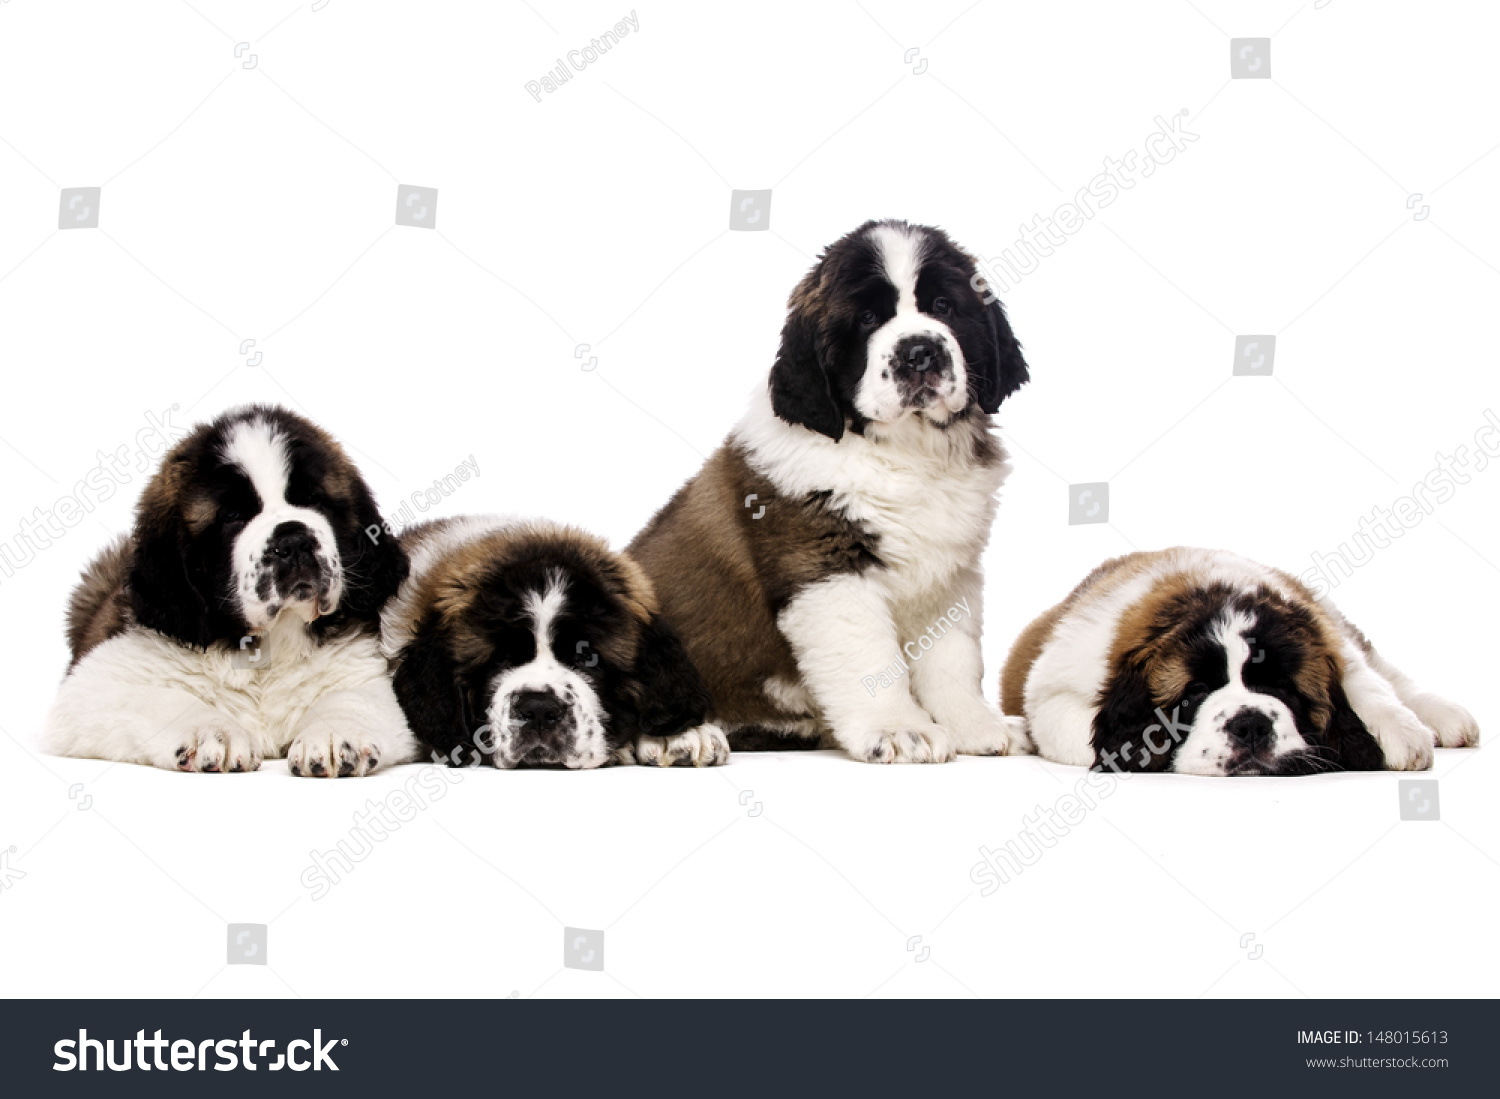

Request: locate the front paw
(288, 719), (384, 778)
(1408, 693), (1480, 748)
(169, 722), (260, 774)
(1370, 707), (1436, 771)
(942, 708), (1032, 756)
(635, 723), (730, 768)
(851, 723), (956, 764)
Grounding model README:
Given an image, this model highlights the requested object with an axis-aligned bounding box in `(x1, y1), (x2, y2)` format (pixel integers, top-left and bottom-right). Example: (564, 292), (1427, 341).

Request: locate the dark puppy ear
(976, 296), (1030, 414)
(337, 481), (410, 621)
(128, 514), (225, 650)
(1319, 671), (1384, 772)
(392, 624), (479, 767)
(613, 615), (712, 742)
(1091, 660), (1172, 773)
(769, 307), (844, 441)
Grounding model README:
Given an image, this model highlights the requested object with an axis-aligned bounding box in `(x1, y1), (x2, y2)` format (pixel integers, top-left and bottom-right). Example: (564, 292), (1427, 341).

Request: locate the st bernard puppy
(628, 219), (1031, 763)
(1002, 548), (1480, 775)
(381, 516), (725, 769)
(44, 405), (417, 776)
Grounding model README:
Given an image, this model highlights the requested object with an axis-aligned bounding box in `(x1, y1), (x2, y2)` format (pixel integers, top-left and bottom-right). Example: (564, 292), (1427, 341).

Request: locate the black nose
(269, 521), (317, 564)
(513, 690), (564, 730)
(1225, 709), (1275, 750)
(892, 335), (951, 378)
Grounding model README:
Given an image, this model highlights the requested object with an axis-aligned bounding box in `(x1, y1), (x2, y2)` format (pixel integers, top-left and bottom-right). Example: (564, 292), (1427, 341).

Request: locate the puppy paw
(635, 723), (730, 768)
(288, 719), (384, 778)
(169, 722), (260, 774)
(852, 723), (955, 764)
(1369, 707), (1436, 771)
(1407, 693), (1480, 748)
(943, 709), (1032, 756)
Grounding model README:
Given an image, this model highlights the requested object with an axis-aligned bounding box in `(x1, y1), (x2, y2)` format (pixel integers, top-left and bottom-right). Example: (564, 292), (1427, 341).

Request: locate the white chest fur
(735, 388), (1006, 603)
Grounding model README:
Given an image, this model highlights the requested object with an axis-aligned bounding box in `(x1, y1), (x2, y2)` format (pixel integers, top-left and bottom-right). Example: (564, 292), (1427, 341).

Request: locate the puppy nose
(1225, 709), (1275, 750)
(514, 690), (564, 730)
(893, 335), (950, 376)
(269, 521), (317, 563)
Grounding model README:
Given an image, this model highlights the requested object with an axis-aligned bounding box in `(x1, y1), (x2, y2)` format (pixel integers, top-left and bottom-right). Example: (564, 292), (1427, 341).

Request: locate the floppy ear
(976, 296), (1031, 414)
(128, 514), (227, 650)
(1319, 670), (1385, 772)
(338, 481), (410, 621)
(769, 307), (844, 441)
(392, 624), (480, 767)
(1091, 659), (1172, 773)
(612, 615), (712, 742)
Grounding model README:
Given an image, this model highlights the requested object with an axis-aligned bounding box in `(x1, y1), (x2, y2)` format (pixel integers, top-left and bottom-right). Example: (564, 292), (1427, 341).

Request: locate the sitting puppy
(45, 405), (416, 776)
(1002, 548), (1480, 775)
(381, 516), (725, 769)
(628, 219), (1031, 763)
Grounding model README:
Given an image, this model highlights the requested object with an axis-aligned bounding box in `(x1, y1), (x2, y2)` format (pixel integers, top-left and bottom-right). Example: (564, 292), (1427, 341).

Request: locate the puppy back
(65, 535), (135, 667)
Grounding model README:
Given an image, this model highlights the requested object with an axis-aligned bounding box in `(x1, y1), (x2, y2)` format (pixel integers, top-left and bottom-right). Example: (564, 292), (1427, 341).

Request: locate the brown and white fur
(43, 405), (416, 776)
(1002, 548), (1479, 775)
(381, 516), (726, 769)
(628, 220), (1031, 763)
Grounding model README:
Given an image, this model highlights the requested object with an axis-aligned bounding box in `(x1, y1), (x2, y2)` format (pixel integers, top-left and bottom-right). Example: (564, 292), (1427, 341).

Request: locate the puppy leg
(1335, 639), (1434, 771)
(288, 676), (418, 778)
(778, 573), (954, 764)
(1322, 598), (1479, 750)
(904, 571), (1029, 756)
(1021, 689), (1098, 767)
(1361, 649), (1479, 749)
(44, 641), (261, 773)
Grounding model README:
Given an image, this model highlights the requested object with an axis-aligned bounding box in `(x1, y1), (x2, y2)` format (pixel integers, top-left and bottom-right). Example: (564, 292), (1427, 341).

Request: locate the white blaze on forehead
(524, 571), (569, 660)
(221, 417), (291, 509)
(870, 224), (926, 313)
(487, 569), (611, 769)
(1210, 609), (1257, 687)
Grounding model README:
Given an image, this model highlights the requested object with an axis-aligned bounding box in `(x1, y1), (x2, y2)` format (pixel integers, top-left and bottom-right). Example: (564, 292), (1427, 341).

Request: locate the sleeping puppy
(381, 516), (724, 769)
(45, 405), (416, 776)
(628, 219), (1031, 763)
(1002, 548), (1480, 775)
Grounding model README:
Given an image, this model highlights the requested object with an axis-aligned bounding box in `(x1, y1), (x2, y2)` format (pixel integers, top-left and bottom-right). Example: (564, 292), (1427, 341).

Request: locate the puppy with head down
(381, 516), (724, 769)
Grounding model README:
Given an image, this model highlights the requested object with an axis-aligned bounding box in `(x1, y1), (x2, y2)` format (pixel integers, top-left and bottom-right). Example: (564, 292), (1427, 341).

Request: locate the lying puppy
(628, 219), (1031, 763)
(381, 516), (724, 768)
(45, 405), (416, 776)
(1002, 548), (1479, 775)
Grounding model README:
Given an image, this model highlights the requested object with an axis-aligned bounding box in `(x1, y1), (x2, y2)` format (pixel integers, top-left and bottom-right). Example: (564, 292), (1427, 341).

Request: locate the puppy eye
(931, 296), (953, 316)
(1186, 682), (1211, 701)
(858, 309), (879, 327)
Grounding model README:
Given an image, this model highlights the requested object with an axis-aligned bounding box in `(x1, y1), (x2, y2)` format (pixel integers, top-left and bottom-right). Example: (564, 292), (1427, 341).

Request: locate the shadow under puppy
(1003, 547), (1479, 775)
(44, 404), (416, 776)
(381, 516), (725, 768)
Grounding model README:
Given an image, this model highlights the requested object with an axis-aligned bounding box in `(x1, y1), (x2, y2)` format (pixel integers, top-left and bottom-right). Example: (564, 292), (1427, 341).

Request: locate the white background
(0, 0), (1496, 999)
